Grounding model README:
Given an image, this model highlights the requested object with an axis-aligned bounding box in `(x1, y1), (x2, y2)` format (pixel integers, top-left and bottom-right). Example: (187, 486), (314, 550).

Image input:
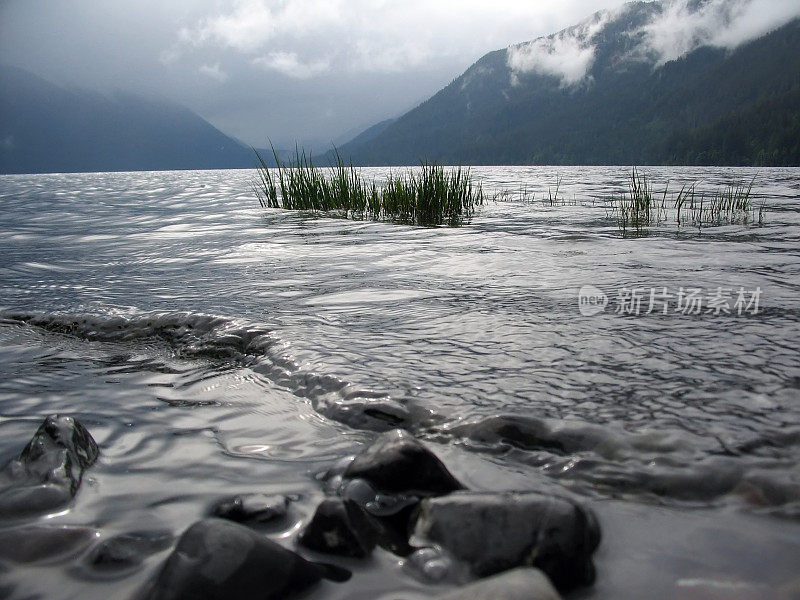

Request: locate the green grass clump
(675, 177), (761, 226)
(612, 167), (668, 233)
(610, 168), (763, 234)
(254, 147), (483, 227)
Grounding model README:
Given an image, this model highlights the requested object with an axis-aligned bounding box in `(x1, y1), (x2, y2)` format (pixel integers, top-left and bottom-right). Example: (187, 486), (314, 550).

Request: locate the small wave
(426, 414), (800, 512)
(0, 308), (425, 433)
(3, 309), (798, 513)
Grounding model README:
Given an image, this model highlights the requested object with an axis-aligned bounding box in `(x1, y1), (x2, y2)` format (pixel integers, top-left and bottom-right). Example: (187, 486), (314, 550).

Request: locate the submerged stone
(315, 396), (413, 432)
(405, 546), (460, 582)
(0, 483), (73, 518)
(321, 455), (356, 495)
(344, 429), (463, 496)
(141, 518), (350, 600)
(433, 567), (562, 600)
(299, 497), (377, 558)
(340, 477), (418, 517)
(210, 493), (289, 524)
(447, 415), (606, 455)
(86, 530), (173, 572)
(0, 414), (99, 518)
(0, 525), (96, 564)
(411, 491), (600, 592)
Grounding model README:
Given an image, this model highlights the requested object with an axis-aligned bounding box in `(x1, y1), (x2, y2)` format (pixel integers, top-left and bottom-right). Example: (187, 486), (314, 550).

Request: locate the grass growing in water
(611, 168), (667, 234)
(610, 168), (762, 234)
(547, 175), (563, 206)
(254, 147), (484, 227)
(674, 177), (761, 226)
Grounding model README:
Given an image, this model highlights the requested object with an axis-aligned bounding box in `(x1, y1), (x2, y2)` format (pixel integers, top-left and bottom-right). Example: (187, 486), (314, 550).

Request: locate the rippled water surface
(1, 166), (799, 599)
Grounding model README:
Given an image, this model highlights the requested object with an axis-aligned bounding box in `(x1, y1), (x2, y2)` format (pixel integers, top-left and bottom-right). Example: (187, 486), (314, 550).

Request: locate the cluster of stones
(0, 417), (601, 600)
(296, 429), (600, 599)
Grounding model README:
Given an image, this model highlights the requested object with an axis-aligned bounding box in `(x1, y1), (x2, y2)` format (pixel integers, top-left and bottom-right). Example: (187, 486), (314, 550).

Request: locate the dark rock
(15, 414), (99, 486)
(299, 497), (377, 558)
(210, 494), (289, 524)
(0, 414), (99, 517)
(141, 518), (350, 600)
(344, 429), (463, 496)
(0, 525), (96, 564)
(87, 530), (172, 571)
(433, 567), (562, 600)
(411, 491), (600, 592)
(336, 477), (418, 556)
(315, 431), (463, 558)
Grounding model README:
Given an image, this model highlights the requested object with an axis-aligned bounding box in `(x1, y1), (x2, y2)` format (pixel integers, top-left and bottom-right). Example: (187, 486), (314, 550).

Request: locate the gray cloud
(171, 0), (624, 75)
(641, 0), (800, 64)
(198, 63), (229, 82)
(252, 52), (330, 79)
(0, 0), (644, 148)
(507, 9), (617, 86)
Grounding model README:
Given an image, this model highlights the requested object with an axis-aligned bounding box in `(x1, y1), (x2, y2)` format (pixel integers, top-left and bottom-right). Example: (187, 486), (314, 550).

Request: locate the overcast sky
(0, 0), (626, 149)
(2, 0), (797, 150)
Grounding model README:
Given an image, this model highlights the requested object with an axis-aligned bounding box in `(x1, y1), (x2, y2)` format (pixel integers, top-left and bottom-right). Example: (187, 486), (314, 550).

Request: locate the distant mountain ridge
(338, 1), (800, 166)
(0, 65), (255, 174)
(4, 1), (799, 173)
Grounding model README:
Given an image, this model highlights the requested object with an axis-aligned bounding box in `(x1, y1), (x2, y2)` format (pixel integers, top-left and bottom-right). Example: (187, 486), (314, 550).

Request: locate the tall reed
(254, 147), (483, 227)
(612, 168), (668, 233)
(611, 169), (761, 233)
(674, 176), (757, 226)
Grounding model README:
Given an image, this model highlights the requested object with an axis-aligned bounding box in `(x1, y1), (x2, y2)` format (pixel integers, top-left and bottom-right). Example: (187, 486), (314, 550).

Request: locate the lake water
(1, 166), (799, 599)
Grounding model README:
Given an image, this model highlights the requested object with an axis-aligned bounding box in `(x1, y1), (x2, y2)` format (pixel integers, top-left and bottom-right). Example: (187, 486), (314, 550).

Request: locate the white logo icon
(578, 285), (607, 316)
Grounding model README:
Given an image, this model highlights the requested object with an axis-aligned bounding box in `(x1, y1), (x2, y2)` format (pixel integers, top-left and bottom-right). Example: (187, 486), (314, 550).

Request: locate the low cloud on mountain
(507, 0), (800, 86)
(507, 10), (616, 86)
